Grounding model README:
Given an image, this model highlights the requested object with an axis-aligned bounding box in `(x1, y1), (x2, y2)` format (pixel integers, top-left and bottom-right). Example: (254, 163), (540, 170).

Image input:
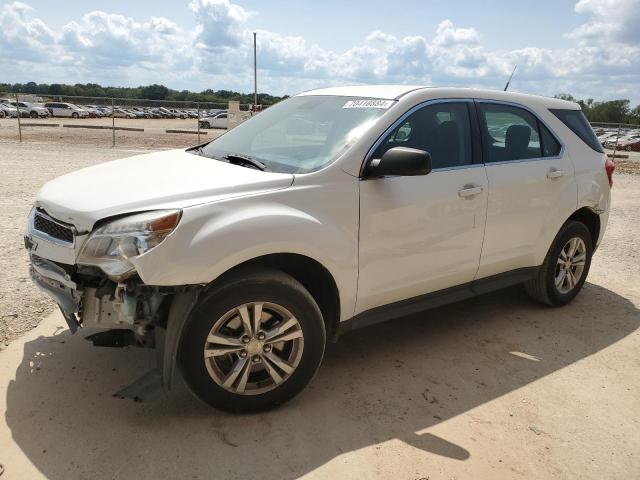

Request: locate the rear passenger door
(357, 101), (488, 314)
(475, 101), (576, 279)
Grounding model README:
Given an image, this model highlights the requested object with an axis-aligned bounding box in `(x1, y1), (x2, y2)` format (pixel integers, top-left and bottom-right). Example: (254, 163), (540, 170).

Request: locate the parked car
(618, 136), (640, 151)
(156, 107), (176, 118)
(597, 132), (618, 146)
(25, 86), (612, 413)
(81, 105), (105, 118)
(44, 102), (90, 118)
(0, 103), (19, 118)
(604, 134), (640, 149)
(5, 102), (30, 117)
(199, 111), (228, 129)
(8, 101), (49, 118)
(110, 108), (136, 119)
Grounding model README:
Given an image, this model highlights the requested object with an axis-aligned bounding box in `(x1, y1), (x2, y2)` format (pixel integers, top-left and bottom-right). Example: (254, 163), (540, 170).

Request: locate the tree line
(555, 94), (640, 125)
(2, 83), (639, 124)
(0, 82), (287, 105)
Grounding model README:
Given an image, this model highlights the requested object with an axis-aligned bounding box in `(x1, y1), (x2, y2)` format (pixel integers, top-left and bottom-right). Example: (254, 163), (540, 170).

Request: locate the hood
(36, 149), (294, 232)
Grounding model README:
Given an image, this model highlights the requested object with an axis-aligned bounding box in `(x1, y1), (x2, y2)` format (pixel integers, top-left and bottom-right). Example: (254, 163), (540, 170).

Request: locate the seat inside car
(505, 124), (532, 160)
(435, 120), (461, 167)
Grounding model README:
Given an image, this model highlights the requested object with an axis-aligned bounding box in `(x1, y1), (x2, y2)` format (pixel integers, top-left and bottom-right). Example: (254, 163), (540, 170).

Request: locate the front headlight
(77, 209), (181, 279)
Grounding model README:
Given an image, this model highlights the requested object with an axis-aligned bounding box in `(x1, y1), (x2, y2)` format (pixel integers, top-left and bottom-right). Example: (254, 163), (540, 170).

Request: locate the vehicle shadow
(5, 282), (639, 479)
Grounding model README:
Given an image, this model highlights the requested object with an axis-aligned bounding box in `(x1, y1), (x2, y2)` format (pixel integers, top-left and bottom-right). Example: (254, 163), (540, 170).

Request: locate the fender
(132, 188), (359, 321)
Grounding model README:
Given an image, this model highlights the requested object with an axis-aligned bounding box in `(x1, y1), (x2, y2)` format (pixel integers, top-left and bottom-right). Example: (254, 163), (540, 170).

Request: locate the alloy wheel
(555, 237), (587, 294)
(203, 302), (304, 395)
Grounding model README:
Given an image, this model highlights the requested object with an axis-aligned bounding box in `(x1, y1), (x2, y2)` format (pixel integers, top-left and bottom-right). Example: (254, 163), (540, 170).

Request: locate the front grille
(34, 212), (74, 243)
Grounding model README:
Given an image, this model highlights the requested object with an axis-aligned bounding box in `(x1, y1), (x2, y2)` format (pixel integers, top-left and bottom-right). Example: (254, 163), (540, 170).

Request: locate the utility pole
(253, 32), (258, 108)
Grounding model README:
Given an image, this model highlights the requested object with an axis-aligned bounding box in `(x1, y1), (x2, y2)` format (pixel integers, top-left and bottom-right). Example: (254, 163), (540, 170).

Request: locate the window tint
(373, 102), (473, 169)
(540, 122), (561, 157)
(478, 104), (542, 162)
(550, 109), (603, 153)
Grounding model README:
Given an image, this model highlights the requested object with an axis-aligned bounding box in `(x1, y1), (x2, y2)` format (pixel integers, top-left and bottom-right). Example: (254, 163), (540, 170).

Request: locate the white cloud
(1, 0), (639, 104)
(190, 0), (250, 50)
(60, 12), (189, 68)
(432, 20), (480, 46)
(568, 0), (640, 44)
(0, 2), (58, 61)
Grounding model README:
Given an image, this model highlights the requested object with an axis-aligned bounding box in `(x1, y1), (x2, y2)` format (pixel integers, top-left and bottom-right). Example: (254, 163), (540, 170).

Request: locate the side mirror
(366, 147), (432, 177)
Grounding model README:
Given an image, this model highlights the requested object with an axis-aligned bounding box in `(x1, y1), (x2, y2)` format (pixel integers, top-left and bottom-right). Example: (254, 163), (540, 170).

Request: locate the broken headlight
(77, 210), (181, 279)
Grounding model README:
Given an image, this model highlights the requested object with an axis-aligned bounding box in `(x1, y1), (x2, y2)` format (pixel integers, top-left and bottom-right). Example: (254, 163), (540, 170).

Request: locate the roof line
(394, 86), (430, 100)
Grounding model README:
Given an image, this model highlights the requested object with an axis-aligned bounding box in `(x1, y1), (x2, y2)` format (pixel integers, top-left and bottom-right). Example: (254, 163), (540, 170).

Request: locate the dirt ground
(0, 117), (225, 149)
(0, 141), (638, 479)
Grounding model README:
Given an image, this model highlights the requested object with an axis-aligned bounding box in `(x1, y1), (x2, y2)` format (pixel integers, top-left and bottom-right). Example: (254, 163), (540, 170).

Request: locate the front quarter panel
(132, 169), (360, 320)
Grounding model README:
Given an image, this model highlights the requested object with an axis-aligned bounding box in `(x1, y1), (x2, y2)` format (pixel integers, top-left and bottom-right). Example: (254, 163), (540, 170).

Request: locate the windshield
(200, 96), (392, 173)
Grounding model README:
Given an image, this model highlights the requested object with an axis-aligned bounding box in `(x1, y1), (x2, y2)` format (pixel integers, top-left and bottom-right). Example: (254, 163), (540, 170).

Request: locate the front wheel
(71, 112), (79, 118)
(525, 220), (593, 306)
(179, 267), (326, 413)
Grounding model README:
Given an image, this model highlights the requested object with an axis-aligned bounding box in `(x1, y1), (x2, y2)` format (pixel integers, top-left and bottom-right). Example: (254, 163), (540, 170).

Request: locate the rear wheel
(525, 220), (593, 306)
(179, 267), (326, 413)
(30, 111), (38, 118)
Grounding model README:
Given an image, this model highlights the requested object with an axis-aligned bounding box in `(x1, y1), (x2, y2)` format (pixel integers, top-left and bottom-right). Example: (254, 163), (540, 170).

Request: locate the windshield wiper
(223, 153), (267, 171)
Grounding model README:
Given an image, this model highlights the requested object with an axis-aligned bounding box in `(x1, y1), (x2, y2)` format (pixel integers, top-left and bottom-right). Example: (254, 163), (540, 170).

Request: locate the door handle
(547, 168), (565, 179)
(458, 185), (484, 198)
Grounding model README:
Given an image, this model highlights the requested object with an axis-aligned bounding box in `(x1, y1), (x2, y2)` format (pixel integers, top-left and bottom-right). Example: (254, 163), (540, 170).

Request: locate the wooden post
(15, 93), (22, 143)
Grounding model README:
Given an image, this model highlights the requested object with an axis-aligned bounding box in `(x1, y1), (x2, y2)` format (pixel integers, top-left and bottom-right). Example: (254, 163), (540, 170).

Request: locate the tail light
(605, 157), (615, 187)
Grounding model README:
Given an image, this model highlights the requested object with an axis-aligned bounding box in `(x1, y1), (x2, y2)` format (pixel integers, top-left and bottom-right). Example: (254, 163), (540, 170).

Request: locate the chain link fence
(591, 121), (640, 159)
(0, 92), (258, 149)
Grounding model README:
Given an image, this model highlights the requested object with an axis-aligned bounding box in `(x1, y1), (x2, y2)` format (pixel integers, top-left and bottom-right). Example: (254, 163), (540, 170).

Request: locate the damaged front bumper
(30, 254), (82, 332)
(28, 252), (201, 400)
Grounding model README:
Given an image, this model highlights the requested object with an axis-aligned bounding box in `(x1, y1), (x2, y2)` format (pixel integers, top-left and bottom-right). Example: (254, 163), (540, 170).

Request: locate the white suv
(26, 86), (613, 412)
(44, 102), (90, 118)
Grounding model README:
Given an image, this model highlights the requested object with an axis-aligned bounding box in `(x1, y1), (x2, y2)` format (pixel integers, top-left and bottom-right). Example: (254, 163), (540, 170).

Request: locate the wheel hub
(246, 338), (263, 356)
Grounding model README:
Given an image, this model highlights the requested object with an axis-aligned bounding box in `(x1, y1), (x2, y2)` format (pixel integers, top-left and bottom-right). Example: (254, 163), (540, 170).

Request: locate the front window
(200, 96), (391, 173)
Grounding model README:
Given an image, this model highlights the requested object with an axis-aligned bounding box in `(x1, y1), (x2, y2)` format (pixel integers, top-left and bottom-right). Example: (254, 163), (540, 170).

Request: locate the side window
(479, 104), (542, 162)
(550, 109), (603, 153)
(372, 102), (473, 169)
(540, 123), (561, 157)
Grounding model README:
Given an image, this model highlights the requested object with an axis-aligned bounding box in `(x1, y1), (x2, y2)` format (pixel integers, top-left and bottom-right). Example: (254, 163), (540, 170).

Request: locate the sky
(1, 0), (639, 103)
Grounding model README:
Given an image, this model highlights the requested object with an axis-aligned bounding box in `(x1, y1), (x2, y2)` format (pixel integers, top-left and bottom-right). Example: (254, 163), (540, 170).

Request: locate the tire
(626, 146), (632, 152)
(72, 112), (79, 119)
(0, 111), (5, 118)
(179, 267), (326, 413)
(30, 111), (38, 118)
(525, 220), (593, 306)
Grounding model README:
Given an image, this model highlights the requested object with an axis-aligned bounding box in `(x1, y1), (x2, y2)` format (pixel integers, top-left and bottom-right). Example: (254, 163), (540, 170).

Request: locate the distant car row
(594, 128), (640, 152)
(0, 99), (227, 124)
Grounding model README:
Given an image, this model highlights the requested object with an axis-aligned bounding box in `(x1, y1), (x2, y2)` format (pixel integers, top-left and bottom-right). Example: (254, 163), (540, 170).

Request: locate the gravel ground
(0, 117), (225, 149)
(0, 143), (147, 345)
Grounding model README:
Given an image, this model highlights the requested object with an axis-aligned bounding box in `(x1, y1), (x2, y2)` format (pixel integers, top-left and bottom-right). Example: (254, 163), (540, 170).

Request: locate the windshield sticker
(342, 99), (394, 109)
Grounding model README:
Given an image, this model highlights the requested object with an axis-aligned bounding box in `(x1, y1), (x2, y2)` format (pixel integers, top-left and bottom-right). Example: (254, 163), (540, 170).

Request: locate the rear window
(550, 109), (603, 153)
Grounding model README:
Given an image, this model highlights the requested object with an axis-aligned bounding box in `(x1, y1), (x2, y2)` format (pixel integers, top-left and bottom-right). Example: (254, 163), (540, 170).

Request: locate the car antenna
(504, 64), (518, 91)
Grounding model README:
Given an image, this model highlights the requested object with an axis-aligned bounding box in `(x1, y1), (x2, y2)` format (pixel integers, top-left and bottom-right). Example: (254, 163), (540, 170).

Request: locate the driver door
(356, 100), (488, 314)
